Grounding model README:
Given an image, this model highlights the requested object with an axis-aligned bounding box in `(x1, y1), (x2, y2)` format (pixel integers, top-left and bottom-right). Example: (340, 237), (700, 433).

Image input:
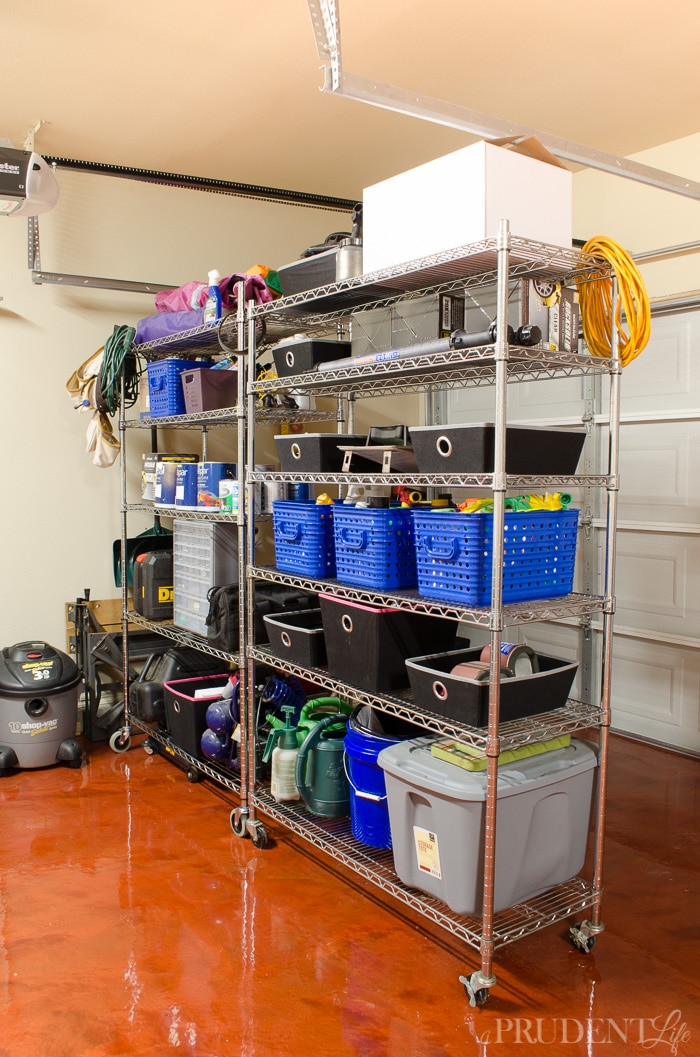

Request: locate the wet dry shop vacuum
(0, 642), (83, 775)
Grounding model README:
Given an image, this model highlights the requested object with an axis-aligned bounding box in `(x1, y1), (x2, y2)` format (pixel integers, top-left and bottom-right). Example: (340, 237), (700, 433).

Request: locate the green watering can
(294, 713), (350, 818)
(295, 697), (352, 747)
(266, 696), (352, 747)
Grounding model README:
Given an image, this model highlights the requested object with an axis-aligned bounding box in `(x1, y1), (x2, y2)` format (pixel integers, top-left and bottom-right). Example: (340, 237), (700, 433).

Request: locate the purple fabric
(154, 273), (273, 314)
(134, 309), (205, 344)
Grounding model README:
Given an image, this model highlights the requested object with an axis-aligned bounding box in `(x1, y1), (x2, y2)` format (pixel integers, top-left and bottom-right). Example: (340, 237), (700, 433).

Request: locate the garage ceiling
(3, 0), (700, 203)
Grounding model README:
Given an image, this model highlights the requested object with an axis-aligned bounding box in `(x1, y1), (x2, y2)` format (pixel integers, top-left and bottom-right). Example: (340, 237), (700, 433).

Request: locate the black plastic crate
(129, 647), (224, 724)
(405, 647), (578, 726)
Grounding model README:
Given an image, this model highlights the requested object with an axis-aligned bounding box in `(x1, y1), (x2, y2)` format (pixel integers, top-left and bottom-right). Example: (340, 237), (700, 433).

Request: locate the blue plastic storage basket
(147, 358), (202, 417)
(412, 508), (579, 605)
(272, 501), (336, 578)
(333, 506), (417, 590)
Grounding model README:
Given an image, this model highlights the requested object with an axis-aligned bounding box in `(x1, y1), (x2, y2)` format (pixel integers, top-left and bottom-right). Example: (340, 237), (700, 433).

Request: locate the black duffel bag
(206, 582), (317, 652)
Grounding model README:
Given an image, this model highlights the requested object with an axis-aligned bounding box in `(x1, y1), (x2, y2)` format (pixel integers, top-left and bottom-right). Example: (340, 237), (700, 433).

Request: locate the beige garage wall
(0, 169), (351, 649)
(573, 131), (700, 299)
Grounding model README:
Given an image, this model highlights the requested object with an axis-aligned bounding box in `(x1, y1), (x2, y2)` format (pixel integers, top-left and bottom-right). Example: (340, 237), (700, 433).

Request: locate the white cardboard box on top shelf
(362, 138), (572, 274)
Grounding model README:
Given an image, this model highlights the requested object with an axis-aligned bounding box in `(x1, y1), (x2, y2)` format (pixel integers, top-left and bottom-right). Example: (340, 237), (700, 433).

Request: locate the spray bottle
(262, 704), (300, 802)
(203, 269), (223, 323)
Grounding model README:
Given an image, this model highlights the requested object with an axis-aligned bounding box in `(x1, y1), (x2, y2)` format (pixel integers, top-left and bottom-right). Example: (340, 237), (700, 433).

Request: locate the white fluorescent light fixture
(0, 146), (59, 217)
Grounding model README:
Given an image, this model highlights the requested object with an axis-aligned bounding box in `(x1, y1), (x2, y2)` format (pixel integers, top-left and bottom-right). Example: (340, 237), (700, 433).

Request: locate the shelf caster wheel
(230, 809), (249, 838)
(569, 922), (598, 953)
(143, 738), (156, 756)
(185, 767), (201, 784)
(109, 729), (131, 753)
(459, 972), (495, 1007)
(251, 823), (268, 849)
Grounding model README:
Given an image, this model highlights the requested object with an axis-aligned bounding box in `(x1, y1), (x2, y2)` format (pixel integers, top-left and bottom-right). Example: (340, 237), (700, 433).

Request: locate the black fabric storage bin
(405, 647), (578, 726)
(319, 594), (458, 692)
(274, 433), (365, 473)
(272, 338), (351, 376)
(263, 608), (327, 667)
(163, 673), (231, 757)
(409, 423), (586, 475)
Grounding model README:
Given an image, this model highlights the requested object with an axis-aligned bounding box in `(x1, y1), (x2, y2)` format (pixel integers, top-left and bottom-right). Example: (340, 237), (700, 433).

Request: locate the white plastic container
(362, 140), (572, 274)
(378, 736), (596, 915)
(172, 520), (238, 636)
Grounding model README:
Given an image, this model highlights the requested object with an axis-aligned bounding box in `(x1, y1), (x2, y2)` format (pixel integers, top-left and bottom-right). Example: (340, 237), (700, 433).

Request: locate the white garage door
(440, 301), (700, 754)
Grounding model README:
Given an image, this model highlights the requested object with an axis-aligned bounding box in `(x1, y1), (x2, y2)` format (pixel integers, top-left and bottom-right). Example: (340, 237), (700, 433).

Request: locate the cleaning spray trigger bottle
(262, 704), (300, 802)
(203, 269), (222, 323)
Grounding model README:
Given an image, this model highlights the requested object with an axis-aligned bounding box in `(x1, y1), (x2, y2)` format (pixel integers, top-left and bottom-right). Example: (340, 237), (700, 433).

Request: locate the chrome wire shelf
(125, 503), (238, 522)
(130, 718), (242, 796)
(124, 404), (335, 428)
(250, 344), (611, 400)
(248, 469), (609, 490)
(248, 644), (603, 751)
(127, 611), (240, 665)
(250, 565), (606, 629)
(251, 787), (597, 950)
(250, 237), (608, 324)
(134, 316), (240, 357)
(124, 405), (240, 428)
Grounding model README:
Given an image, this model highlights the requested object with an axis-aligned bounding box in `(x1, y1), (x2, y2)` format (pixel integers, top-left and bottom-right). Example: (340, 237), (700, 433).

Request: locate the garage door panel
(618, 422), (699, 523)
(607, 530), (699, 637)
(608, 636), (700, 752)
(446, 375), (585, 422)
(602, 312), (700, 413)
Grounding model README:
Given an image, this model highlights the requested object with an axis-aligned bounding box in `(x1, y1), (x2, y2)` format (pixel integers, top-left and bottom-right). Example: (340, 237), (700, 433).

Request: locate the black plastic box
(409, 423), (586, 475)
(319, 594), (458, 692)
(163, 673), (232, 757)
(129, 647), (224, 724)
(274, 433), (366, 473)
(133, 549), (173, 620)
(405, 647), (578, 726)
(263, 608), (327, 667)
(272, 338), (351, 376)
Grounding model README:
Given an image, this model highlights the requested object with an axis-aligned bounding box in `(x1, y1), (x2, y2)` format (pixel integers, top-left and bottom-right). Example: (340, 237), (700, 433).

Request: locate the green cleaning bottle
(262, 705), (300, 803)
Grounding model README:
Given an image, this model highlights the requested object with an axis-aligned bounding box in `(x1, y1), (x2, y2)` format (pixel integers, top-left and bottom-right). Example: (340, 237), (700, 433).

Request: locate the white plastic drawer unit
(173, 519), (238, 635)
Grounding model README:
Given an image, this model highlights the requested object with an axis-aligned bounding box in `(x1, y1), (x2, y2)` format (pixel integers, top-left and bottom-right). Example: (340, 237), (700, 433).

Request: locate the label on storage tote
(413, 826), (442, 879)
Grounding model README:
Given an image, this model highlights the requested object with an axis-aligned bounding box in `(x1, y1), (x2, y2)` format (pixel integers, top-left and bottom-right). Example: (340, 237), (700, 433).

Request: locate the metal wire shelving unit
(242, 226), (619, 1006)
(111, 234), (618, 1006)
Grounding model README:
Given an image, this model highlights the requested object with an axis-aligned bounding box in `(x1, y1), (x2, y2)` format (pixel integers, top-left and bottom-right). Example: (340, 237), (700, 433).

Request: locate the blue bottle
(203, 269), (222, 323)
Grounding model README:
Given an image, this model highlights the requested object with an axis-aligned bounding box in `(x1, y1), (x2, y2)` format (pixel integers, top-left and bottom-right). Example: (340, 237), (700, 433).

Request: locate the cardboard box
(363, 138), (572, 274)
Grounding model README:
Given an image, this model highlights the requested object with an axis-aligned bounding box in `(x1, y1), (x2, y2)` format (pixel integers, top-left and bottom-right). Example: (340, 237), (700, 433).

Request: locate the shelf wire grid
(248, 644), (603, 752)
(250, 237), (609, 325)
(251, 788), (598, 950)
(250, 565), (606, 629)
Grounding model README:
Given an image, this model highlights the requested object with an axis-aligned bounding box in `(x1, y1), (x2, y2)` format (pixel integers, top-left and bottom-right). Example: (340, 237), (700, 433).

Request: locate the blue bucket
(344, 723), (399, 849)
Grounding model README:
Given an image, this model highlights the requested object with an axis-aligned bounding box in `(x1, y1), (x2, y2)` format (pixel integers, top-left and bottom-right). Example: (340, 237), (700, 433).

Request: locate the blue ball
(206, 700), (234, 738)
(200, 728), (229, 763)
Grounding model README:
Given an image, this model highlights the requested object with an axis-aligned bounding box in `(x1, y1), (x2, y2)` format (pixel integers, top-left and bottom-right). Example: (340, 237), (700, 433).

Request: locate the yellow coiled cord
(576, 235), (651, 367)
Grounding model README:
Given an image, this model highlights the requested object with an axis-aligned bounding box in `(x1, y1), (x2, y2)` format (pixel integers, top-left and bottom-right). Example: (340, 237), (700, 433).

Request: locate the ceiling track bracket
(307, 0), (700, 202)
